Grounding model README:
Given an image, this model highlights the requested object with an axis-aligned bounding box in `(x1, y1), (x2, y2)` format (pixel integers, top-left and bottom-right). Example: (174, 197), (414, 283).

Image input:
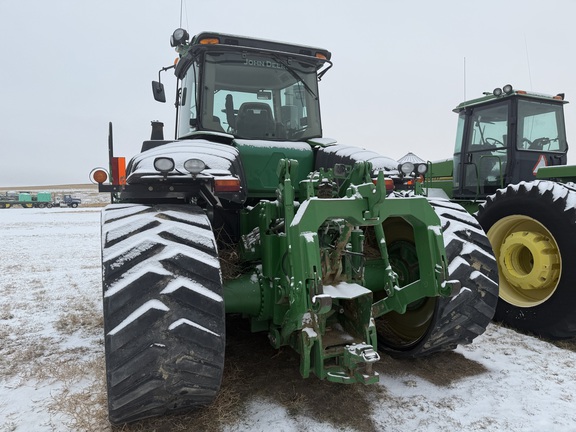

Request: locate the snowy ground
(2, 200), (576, 431)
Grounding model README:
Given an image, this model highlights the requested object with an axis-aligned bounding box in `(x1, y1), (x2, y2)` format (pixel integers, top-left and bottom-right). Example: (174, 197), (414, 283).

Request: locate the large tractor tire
(477, 180), (576, 339)
(376, 198), (499, 357)
(101, 204), (225, 424)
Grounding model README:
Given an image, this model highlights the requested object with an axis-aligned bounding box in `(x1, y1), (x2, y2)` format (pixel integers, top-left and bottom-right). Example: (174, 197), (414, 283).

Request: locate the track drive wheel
(375, 198), (499, 357)
(477, 180), (576, 339)
(101, 204), (225, 424)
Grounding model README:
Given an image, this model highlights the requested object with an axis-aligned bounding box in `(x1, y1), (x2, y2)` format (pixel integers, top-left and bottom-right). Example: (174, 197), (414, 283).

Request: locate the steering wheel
(523, 137), (549, 150)
(484, 137), (503, 146)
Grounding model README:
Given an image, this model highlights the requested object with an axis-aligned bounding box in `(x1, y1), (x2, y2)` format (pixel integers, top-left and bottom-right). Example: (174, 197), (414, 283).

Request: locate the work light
(170, 28), (190, 47)
(154, 157), (175, 173)
(184, 158), (206, 174)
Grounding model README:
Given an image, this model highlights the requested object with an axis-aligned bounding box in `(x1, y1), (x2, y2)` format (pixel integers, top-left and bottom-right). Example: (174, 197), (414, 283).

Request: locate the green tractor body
(94, 29), (498, 424)
(427, 85), (576, 339)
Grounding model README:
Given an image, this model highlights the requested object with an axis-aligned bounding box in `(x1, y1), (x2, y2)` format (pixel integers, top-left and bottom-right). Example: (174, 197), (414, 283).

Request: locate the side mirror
(152, 81), (166, 103)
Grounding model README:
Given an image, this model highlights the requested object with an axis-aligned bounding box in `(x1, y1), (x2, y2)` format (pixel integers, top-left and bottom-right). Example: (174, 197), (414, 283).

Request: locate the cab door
(454, 101), (511, 199)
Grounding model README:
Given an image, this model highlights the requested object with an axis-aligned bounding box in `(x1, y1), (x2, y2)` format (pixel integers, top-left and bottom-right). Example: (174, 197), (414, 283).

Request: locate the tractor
(91, 29), (498, 424)
(428, 84), (576, 339)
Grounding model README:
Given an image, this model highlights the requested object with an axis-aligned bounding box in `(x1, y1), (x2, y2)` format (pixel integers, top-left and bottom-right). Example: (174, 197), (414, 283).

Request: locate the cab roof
(190, 31), (332, 61)
(453, 87), (568, 113)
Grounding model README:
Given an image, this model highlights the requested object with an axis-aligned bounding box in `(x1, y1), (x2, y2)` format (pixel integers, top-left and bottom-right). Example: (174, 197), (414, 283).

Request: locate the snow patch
(322, 282), (371, 299)
(169, 318), (220, 337)
(108, 300), (169, 336)
(161, 276), (223, 302)
(162, 210), (211, 227)
(103, 262), (171, 297)
(102, 203), (148, 223)
(302, 231), (316, 243)
(302, 327), (318, 339)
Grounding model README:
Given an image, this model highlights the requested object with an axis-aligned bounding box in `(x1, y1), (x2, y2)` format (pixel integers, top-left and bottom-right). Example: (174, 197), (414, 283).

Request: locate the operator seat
(204, 115), (225, 133)
(235, 102), (276, 139)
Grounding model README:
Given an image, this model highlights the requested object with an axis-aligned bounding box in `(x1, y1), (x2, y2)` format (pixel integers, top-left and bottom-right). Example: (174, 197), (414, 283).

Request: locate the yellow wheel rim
(488, 215), (561, 307)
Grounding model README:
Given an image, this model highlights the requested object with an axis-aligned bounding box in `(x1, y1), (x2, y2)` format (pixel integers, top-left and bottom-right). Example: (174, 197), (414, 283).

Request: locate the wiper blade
(271, 54), (318, 100)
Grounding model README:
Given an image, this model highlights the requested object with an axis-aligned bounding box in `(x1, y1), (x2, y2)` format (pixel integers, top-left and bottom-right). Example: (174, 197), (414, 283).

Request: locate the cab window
(517, 100), (567, 152)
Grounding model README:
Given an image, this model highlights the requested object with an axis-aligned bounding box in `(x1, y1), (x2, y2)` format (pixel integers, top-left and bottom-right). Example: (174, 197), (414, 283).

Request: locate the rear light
(385, 178), (395, 191)
(90, 168), (109, 184)
(372, 178), (395, 192)
(199, 37), (220, 45)
(214, 178), (241, 192)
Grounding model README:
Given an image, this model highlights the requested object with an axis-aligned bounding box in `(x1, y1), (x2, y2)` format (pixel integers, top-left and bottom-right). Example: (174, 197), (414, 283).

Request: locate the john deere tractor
(92, 29), (498, 424)
(429, 84), (576, 339)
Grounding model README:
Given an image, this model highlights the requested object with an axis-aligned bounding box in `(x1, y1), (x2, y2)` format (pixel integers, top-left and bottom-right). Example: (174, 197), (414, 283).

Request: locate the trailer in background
(0, 192), (81, 208)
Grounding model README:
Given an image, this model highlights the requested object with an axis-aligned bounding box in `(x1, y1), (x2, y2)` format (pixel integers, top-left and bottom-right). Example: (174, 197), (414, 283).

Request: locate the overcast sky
(1, 0), (575, 186)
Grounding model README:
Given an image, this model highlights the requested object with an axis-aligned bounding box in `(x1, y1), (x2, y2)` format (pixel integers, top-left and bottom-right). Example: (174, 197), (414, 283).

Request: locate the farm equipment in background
(0, 191), (51, 208)
(428, 85), (576, 339)
(0, 191), (81, 208)
(91, 29), (498, 425)
(52, 194), (81, 208)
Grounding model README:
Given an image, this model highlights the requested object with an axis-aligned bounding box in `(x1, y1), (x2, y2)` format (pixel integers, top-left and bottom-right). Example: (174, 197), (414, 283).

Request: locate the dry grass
(5, 297), (495, 432)
(551, 338), (576, 352)
(47, 355), (109, 432)
(53, 295), (103, 336)
(82, 202), (109, 208)
(493, 321), (576, 353)
(8, 304), (558, 432)
(93, 315), (388, 432)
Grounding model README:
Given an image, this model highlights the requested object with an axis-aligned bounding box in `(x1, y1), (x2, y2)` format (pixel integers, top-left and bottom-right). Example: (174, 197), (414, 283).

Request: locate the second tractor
(429, 84), (576, 339)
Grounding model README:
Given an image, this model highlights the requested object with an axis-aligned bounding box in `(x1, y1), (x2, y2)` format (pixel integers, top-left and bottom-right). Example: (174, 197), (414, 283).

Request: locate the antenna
(524, 34), (533, 90)
(463, 57), (467, 101)
(179, 0), (189, 31)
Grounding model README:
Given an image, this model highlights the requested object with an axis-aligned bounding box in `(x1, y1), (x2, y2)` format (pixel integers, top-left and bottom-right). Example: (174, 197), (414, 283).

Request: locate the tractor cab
(451, 85), (568, 199)
(154, 30), (332, 142)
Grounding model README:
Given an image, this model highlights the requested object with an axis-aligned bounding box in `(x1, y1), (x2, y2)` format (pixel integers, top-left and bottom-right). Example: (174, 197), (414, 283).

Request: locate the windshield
(178, 51), (323, 141)
(469, 103), (509, 150)
(516, 99), (567, 152)
(458, 103), (509, 196)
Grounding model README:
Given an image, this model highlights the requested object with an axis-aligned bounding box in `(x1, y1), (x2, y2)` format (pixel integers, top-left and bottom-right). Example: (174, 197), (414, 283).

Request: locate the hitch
(233, 158), (454, 388)
(326, 343), (381, 385)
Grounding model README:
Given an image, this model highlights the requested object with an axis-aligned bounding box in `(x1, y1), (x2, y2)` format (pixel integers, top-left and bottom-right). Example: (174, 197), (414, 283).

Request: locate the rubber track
(382, 198), (499, 357)
(101, 204), (225, 424)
